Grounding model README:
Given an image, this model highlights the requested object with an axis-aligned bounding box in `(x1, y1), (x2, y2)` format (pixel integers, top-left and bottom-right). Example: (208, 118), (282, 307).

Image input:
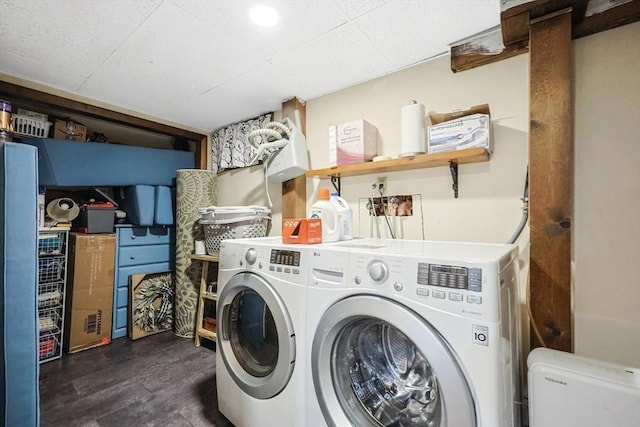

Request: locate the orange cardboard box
(282, 218), (322, 244)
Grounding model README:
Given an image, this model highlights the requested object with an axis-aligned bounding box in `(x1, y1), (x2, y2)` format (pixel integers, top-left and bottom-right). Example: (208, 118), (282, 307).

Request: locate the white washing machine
(306, 238), (522, 427)
(216, 237), (312, 427)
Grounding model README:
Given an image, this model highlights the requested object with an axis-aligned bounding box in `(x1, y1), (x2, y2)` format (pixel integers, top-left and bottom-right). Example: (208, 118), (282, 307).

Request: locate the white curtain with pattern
(210, 113), (272, 173)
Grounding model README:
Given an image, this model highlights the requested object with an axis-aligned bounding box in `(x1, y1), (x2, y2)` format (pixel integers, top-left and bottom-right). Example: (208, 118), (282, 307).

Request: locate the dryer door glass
(333, 318), (441, 426)
(228, 289), (278, 377)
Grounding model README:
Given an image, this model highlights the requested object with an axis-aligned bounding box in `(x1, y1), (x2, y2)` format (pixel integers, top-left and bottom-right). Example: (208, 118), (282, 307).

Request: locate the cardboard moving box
(64, 233), (115, 354)
(53, 119), (87, 141)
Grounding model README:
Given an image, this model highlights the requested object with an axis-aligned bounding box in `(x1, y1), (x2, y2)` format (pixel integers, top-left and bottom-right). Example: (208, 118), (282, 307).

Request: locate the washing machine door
(217, 272), (295, 400)
(312, 295), (476, 427)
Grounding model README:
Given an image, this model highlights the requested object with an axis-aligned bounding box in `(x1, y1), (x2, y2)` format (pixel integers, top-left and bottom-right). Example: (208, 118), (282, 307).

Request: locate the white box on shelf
(427, 104), (491, 154)
(328, 124), (337, 167)
(335, 119), (377, 165)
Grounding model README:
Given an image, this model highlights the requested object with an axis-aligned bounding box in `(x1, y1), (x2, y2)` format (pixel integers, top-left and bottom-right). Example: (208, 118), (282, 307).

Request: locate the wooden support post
(281, 97), (307, 219)
(529, 8), (573, 352)
(195, 135), (208, 170)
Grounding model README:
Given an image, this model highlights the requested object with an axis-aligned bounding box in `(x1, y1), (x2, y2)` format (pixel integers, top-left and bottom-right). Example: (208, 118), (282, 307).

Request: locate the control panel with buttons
(417, 263), (482, 291)
(270, 249), (300, 267)
(349, 253), (486, 307)
(414, 263), (483, 305)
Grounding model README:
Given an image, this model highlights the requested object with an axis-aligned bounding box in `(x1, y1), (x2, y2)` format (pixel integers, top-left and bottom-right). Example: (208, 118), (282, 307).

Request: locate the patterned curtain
(210, 113), (272, 174)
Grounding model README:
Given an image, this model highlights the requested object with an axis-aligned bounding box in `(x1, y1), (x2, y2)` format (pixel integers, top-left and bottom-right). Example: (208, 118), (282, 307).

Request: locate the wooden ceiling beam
(453, 0), (639, 73)
(501, 10), (532, 46)
(502, 0), (639, 44)
(451, 26), (529, 73)
(573, 0), (640, 39)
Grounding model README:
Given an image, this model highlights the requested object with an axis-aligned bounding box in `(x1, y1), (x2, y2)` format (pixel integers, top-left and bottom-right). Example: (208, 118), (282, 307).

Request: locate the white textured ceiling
(0, 0), (500, 133)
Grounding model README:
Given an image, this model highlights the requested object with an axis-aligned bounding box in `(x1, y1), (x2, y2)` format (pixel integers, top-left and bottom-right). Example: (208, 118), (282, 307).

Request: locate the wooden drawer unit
(112, 225), (175, 339)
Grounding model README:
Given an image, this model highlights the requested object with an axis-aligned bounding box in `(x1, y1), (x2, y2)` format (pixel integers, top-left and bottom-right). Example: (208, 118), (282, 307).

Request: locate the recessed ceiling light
(249, 5), (279, 27)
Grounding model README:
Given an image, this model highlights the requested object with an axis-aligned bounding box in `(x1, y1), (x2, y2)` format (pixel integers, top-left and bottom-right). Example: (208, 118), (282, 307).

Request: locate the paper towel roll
(400, 101), (426, 157)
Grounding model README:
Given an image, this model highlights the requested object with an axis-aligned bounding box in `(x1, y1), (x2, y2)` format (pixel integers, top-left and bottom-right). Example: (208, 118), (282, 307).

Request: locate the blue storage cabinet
(1, 143), (39, 426)
(112, 225), (175, 339)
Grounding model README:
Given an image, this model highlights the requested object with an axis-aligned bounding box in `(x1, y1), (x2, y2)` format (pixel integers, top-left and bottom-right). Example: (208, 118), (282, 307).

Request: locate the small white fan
(46, 198), (80, 222)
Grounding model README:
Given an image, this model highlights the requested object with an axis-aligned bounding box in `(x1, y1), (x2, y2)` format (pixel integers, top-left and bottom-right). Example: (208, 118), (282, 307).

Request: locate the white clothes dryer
(306, 238), (522, 427)
(216, 237), (312, 427)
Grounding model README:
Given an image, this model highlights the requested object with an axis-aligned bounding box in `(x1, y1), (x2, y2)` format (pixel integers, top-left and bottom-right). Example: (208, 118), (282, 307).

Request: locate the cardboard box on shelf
(64, 233), (115, 354)
(332, 119), (378, 165)
(128, 271), (174, 341)
(427, 104), (491, 154)
(53, 119), (87, 141)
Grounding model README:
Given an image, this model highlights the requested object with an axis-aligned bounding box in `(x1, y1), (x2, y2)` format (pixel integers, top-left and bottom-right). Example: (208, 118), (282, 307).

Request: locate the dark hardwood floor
(39, 332), (234, 427)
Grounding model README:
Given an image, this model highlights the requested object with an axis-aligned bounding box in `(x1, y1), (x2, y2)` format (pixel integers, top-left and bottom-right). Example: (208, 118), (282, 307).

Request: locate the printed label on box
(336, 119), (377, 165)
(282, 218), (322, 244)
(428, 113), (490, 154)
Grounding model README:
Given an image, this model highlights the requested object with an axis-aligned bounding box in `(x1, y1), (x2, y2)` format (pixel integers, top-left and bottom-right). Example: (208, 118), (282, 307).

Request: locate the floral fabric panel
(210, 113), (272, 173)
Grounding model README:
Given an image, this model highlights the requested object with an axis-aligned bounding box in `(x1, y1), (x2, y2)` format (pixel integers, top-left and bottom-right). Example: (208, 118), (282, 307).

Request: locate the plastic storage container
(330, 192), (353, 241)
(198, 205), (271, 255)
(309, 188), (339, 243)
(12, 114), (51, 138)
(72, 202), (116, 233)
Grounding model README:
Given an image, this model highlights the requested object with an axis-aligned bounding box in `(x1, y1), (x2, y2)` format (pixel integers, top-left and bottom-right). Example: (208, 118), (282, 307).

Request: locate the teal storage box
(154, 185), (174, 225)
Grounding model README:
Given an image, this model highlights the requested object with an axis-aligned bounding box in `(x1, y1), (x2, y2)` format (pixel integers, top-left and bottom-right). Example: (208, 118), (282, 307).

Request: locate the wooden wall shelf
(305, 147), (490, 198)
(305, 147), (489, 179)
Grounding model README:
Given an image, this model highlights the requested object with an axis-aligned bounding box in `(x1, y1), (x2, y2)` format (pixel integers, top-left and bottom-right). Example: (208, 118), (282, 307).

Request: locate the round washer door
(312, 295), (476, 426)
(217, 272), (296, 399)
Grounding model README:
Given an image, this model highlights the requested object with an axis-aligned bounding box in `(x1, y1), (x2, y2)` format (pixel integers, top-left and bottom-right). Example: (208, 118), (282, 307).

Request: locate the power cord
(370, 184), (380, 238)
(378, 182), (395, 239)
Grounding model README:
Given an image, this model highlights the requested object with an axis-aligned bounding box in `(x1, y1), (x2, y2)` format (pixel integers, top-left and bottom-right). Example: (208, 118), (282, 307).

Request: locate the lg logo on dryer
(472, 324), (489, 346)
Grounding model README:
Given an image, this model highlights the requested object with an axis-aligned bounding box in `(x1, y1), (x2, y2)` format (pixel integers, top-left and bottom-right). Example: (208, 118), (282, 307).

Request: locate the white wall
(572, 22), (640, 367)
(305, 53), (529, 244)
(216, 22), (640, 367)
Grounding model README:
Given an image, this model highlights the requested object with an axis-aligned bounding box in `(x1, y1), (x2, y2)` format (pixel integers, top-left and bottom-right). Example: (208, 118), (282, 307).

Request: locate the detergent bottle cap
(318, 188), (330, 201)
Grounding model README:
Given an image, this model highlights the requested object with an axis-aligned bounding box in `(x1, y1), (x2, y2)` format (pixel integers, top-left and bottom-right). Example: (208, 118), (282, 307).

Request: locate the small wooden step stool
(190, 253), (219, 347)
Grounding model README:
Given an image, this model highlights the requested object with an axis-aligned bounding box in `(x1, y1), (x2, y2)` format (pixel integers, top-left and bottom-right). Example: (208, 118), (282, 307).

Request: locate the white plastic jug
(309, 188), (339, 243)
(330, 192), (353, 241)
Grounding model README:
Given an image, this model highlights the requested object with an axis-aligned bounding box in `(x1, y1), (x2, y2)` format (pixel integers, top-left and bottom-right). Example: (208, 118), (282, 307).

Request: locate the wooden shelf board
(305, 147), (489, 179)
(202, 293), (217, 301)
(189, 254), (220, 262)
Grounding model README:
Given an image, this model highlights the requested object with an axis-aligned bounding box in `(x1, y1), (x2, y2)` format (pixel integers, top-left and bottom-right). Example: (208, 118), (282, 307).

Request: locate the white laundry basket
(198, 205), (271, 255)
